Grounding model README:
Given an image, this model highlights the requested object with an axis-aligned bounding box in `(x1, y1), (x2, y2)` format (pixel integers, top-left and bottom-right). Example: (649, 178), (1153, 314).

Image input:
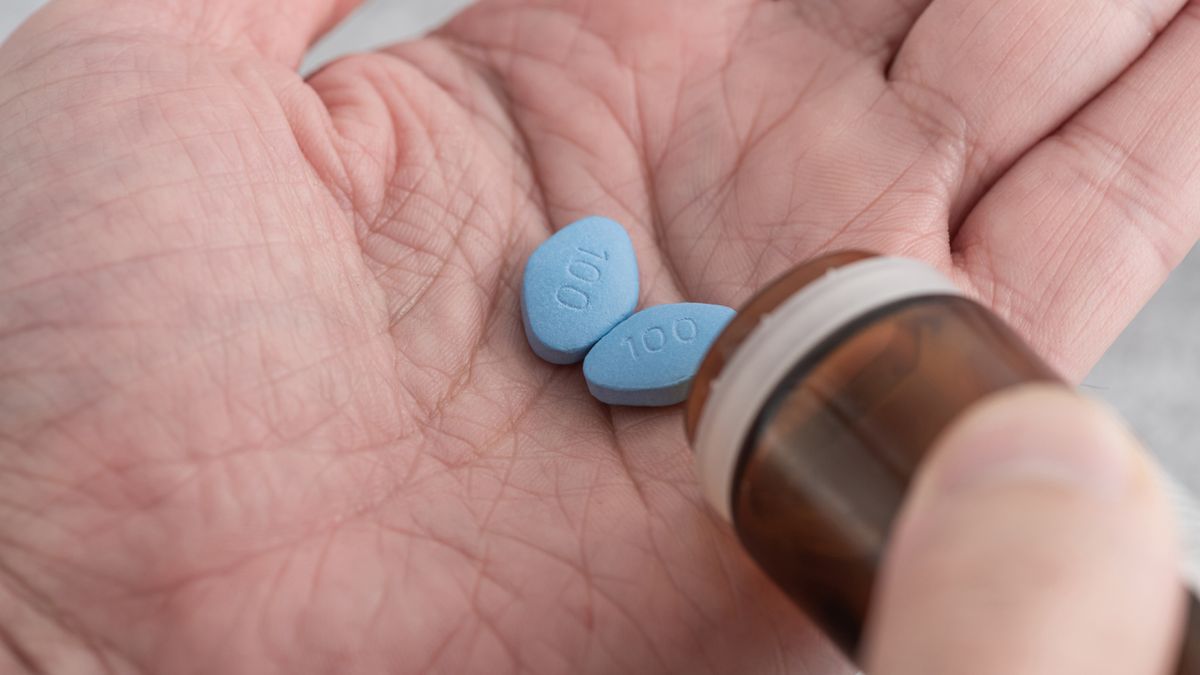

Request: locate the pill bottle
(684, 251), (1200, 671)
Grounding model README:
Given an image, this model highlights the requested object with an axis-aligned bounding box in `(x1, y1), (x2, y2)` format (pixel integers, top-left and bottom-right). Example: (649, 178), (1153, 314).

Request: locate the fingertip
(923, 386), (1154, 501)
(865, 385), (1181, 675)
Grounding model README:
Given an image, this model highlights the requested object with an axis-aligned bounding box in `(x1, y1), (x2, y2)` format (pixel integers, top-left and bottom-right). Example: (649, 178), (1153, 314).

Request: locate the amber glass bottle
(685, 251), (1200, 672)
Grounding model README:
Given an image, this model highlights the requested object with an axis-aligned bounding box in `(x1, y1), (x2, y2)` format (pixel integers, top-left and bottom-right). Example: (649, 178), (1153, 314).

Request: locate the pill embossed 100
(584, 303), (735, 407)
(554, 246), (610, 310)
(521, 217), (639, 364)
(621, 316), (700, 359)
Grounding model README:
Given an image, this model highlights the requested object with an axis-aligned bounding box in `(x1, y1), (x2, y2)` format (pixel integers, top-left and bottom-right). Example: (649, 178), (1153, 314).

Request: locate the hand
(0, 0), (1195, 672)
(865, 387), (1182, 675)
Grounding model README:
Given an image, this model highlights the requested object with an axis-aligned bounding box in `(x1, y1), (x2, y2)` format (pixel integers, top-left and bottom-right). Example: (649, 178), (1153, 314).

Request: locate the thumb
(863, 386), (1183, 675)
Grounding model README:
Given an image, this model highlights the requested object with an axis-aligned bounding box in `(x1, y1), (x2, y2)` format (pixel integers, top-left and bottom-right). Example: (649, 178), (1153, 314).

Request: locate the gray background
(2, 0), (1197, 484)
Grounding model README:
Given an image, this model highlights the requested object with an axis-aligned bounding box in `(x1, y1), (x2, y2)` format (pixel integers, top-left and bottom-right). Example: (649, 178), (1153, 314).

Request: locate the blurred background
(2, 0), (1196, 485)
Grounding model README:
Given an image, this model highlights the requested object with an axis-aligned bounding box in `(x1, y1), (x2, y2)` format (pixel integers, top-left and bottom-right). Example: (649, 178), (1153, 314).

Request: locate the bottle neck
(689, 256), (964, 522)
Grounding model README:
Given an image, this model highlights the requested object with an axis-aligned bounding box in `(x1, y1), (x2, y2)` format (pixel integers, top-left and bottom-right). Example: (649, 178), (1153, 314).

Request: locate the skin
(866, 387), (1180, 675)
(0, 0), (1195, 672)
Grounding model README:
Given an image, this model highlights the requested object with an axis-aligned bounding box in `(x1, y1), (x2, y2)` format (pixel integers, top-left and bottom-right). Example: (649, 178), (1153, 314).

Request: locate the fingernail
(930, 385), (1145, 499)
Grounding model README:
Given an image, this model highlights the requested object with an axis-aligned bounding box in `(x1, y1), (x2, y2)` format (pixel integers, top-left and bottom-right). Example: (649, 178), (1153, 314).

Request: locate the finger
(952, 4), (1200, 380)
(864, 386), (1182, 675)
(889, 0), (1185, 226)
(784, 0), (933, 56)
(31, 0), (363, 65)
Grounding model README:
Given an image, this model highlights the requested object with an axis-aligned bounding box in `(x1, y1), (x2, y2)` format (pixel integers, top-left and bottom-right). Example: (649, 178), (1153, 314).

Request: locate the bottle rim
(690, 255), (964, 522)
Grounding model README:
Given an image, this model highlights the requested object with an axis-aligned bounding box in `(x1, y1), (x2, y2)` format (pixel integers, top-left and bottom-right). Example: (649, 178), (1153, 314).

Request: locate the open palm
(2, 0), (1198, 672)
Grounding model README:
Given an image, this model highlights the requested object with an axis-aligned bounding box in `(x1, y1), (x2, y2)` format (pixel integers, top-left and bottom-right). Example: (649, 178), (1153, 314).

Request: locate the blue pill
(521, 216), (639, 364)
(583, 303), (735, 407)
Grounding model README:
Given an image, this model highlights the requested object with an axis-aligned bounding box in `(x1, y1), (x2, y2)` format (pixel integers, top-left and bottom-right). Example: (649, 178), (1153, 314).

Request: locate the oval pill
(521, 216), (639, 364)
(583, 303), (735, 406)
